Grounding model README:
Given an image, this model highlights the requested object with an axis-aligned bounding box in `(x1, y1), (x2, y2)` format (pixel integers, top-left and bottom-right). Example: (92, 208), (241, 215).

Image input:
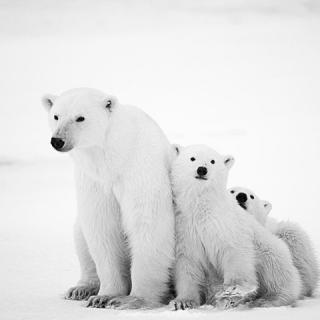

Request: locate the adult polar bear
(42, 88), (175, 309)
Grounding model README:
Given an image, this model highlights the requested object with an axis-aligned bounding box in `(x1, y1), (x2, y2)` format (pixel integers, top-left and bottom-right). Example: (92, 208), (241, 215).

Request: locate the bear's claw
(65, 285), (99, 301)
(169, 298), (198, 310)
(86, 295), (115, 308)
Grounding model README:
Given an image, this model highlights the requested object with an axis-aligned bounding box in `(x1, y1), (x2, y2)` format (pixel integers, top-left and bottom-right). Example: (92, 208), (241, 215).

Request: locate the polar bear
(229, 187), (271, 226)
(170, 144), (301, 310)
(230, 186), (319, 298)
(42, 88), (175, 309)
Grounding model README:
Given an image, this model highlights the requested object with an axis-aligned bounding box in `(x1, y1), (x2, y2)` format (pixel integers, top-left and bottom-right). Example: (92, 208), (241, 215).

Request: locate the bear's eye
(230, 190), (235, 194)
(250, 195), (255, 199)
(190, 157), (196, 161)
(76, 116), (85, 122)
(54, 115), (58, 120)
(210, 160), (215, 164)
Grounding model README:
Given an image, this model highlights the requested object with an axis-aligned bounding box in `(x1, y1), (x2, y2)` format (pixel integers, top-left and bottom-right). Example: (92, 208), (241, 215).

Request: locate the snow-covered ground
(1, 1), (320, 319)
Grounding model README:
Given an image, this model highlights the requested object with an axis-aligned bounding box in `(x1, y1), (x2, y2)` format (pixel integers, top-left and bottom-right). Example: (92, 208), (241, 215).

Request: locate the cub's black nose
(197, 166), (208, 177)
(236, 192), (248, 203)
(51, 137), (65, 150)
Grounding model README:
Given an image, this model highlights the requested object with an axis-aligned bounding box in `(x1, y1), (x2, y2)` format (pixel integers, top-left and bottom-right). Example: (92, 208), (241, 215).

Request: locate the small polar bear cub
(230, 187), (319, 298)
(170, 144), (301, 310)
(171, 145), (257, 310)
(229, 187), (272, 226)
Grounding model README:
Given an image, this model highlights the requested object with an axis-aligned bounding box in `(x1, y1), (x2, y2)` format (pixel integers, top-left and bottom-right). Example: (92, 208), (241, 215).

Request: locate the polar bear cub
(170, 144), (301, 310)
(230, 186), (319, 297)
(42, 88), (175, 309)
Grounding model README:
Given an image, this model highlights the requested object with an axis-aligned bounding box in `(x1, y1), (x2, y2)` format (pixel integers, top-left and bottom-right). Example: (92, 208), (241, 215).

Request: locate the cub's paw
(169, 298), (199, 311)
(86, 295), (115, 308)
(65, 285), (99, 301)
(216, 285), (256, 309)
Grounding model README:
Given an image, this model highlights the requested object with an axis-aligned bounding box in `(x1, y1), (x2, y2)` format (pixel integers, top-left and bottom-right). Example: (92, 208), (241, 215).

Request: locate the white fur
(170, 145), (301, 310)
(230, 186), (319, 298)
(42, 88), (175, 309)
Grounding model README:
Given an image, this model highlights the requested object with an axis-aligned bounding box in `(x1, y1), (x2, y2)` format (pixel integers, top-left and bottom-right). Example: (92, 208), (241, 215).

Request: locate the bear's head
(171, 144), (234, 194)
(42, 88), (117, 152)
(229, 186), (272, 225)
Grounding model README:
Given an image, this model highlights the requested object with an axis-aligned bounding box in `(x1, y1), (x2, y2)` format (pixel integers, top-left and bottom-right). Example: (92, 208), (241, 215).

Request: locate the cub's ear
(172, 144), (182, 156)
(263, 201), (272, 214)
(41, 94), (57, 112)
(224, 155), (235, 169)
(103, 95), (118, 111)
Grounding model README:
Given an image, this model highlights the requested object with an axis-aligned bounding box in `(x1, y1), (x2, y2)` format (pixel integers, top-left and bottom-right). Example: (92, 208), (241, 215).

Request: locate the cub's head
(42, 88), (117, 152)
(229, 186), (272, 225)
(171, 144), (234, 194)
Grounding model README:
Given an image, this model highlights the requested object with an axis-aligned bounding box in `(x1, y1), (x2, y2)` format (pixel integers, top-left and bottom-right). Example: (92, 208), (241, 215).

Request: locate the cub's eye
(230, 190), (235, 194)
(76, 116), (85, 122)
(190, 157), (196, 161)
(54, 115), (58, 120)
(210, 160), (215, 164)
(250, 195), (255, 199)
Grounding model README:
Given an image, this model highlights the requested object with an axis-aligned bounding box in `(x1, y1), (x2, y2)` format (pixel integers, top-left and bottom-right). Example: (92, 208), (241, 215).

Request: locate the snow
(1, 0), (320, 319)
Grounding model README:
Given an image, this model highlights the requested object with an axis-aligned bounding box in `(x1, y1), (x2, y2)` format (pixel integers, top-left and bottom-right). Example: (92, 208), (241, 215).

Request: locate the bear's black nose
(236, 192), (248, 203)
(197, 166), (208, 177)
(51, 137), (65, 151)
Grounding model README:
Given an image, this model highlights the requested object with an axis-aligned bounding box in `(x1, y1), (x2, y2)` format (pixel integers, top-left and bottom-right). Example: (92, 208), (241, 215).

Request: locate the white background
(0, 0), (319, 319)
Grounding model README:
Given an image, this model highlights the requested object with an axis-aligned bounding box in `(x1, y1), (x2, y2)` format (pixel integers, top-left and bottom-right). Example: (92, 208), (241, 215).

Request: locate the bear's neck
(70, 106), (138, 182)
(176, 186), (230, 217)
(70, 146), (113, 182)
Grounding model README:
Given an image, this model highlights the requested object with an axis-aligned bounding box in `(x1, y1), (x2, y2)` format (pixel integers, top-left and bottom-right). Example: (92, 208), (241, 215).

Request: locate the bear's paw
(65, 285), (99, 301)
(86, 295), (115, 308)
(216, 285), (257, 309)
(169, 298), (199, 311)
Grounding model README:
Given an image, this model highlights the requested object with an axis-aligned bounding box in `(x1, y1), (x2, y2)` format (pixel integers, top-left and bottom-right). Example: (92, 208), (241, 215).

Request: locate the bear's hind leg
(215, 248), (257, 309)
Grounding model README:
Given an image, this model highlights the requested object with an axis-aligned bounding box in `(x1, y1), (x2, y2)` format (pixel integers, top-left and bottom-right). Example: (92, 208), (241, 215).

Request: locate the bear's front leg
(169, 225), (206, 310)
(65, 219), (99, 301)
(169, 256), (202, 310)
(112, 184), (175, 309)
(75, 172), (130, 308)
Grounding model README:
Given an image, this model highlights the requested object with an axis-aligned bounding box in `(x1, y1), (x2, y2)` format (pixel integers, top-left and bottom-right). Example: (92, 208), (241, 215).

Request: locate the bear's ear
(103, 95), (118, 112)
(41, 94), (57, 112)
(263, 201), (272, 214)
(224, 155), (235, 169)
(172, 144), (181, 156)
